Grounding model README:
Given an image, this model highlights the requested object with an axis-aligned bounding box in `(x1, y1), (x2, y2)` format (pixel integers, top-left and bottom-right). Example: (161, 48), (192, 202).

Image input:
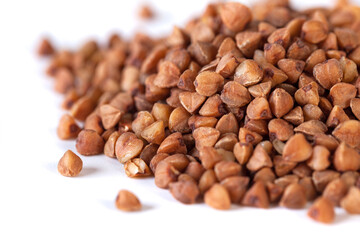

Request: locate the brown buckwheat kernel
(169, 180), (200, 204)
(115, 190), (142, 212)
(115, 132), (144, 163)
(220, 2), (252, 32)
(57, 114), (81, 140)
(76, 130), (105, 156)
(340, 187), (360, 214)
(280, 183), (307, 209)
(58, 150), (83, 177)
(282, 134), (312, 162)
(308, 197), (335, 224)
(204, 184), (231, 210)
(242, 181), (270, 209)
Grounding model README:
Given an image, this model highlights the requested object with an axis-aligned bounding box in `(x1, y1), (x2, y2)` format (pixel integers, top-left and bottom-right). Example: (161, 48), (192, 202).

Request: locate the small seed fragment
(124, 158), (152, 178)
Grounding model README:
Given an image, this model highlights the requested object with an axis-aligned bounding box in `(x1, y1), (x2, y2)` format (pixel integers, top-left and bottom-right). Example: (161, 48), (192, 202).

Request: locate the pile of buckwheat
(38, 0), (360, 223)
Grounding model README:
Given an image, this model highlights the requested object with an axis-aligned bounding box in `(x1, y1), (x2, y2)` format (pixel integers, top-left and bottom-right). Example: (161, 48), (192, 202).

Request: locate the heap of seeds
(39, 0), (360, 222)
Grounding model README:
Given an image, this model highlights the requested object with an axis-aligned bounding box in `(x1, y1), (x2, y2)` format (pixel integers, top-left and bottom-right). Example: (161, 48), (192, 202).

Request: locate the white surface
(0, 0), (360, 239)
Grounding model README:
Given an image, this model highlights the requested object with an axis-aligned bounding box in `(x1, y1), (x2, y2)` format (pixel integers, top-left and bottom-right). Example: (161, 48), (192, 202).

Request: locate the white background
(0, 0), (359, 239)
